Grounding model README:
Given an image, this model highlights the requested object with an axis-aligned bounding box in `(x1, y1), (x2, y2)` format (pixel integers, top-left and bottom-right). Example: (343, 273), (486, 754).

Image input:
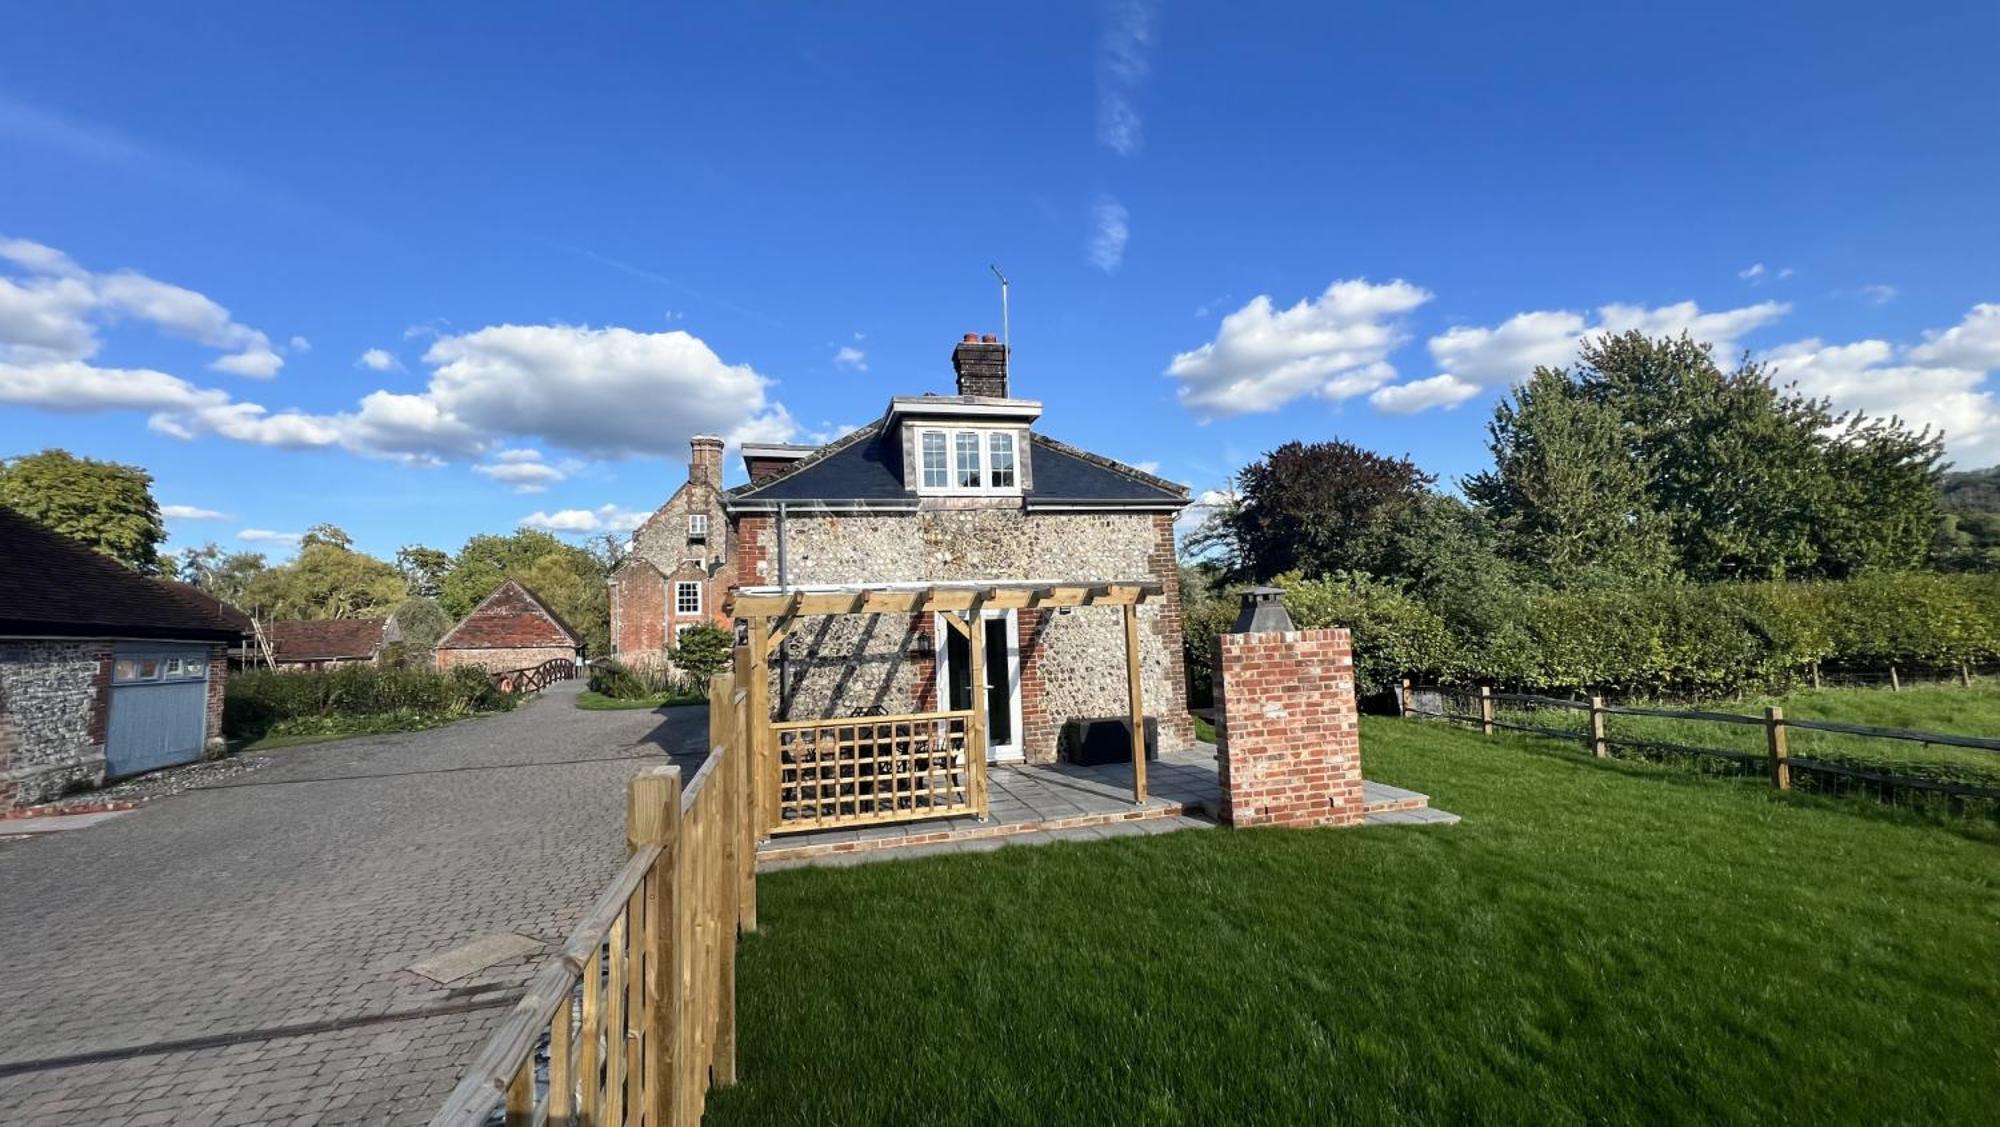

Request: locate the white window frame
(675, 581), (702, 617)
(914, 426), (1023, 496)
(687, 513), (708, 543)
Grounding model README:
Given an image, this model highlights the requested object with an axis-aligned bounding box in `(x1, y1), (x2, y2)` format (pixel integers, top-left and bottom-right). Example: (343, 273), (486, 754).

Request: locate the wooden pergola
(727, 580), (1163, 834)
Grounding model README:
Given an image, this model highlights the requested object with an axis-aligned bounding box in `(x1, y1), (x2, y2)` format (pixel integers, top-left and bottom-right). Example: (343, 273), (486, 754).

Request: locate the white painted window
(675, 581), (702, 616)
(921, 431), (949, 488)
(988, 432), (1016, 489)
(687, 513), (708, 543)
(917, 427), (1023, 495)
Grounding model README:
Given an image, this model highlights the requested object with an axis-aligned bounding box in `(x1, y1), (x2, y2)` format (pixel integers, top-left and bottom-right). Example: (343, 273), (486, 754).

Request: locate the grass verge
(708, 715), (1999, 1125)
(576, 689), (704, 711)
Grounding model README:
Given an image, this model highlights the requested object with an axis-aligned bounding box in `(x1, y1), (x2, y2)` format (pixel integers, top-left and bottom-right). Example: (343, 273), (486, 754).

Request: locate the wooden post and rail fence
(431, 652), (757, 1127)
(1400, 679), (2000, 802)
(489, 656), (579, 696)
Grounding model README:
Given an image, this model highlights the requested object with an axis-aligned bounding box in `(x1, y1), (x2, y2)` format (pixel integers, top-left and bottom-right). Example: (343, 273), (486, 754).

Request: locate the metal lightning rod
(990, 264), (1009, 354)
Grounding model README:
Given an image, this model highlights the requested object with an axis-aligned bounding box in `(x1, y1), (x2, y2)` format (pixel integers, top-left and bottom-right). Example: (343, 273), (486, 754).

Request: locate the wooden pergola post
(967, 611), (989, 818)
(1124, 601), (1147, 803)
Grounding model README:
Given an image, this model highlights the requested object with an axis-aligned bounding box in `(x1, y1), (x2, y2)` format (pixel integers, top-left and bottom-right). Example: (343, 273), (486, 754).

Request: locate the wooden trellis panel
(767, 711), (981, 833)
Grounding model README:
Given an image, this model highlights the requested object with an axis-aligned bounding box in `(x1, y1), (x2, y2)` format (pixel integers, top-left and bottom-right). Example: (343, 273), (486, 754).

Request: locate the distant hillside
(1941, 467), (2000, 513)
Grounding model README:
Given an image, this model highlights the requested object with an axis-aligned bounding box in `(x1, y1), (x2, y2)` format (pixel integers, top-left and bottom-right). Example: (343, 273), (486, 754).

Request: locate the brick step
(757, 799), (1206, 865)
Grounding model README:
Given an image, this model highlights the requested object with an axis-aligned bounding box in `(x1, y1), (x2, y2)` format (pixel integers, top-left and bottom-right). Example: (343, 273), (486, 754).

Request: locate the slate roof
(727, 421), (1186, 508)
(0, 506), (252, 642)
(266, 619), (387, 662)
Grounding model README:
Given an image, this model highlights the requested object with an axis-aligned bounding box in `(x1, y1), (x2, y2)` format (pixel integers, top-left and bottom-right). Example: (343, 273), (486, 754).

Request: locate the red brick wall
(1018, 608), (1054, 756)
(612, 565), (667, 659)
(204, 644), (227, 754)
(1214, 627), (1363, 828)
(735, 515), (772, 587)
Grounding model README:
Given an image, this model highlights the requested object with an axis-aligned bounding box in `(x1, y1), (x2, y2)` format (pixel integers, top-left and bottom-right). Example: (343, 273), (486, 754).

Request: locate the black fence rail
(1400, 682), (2000, 809)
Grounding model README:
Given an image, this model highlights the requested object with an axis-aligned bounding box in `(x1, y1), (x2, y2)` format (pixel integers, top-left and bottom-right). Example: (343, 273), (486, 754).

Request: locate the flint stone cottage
(434, 579), (585, 674)
(612, 333), (1193, 765)
(0, 507), (250, 811)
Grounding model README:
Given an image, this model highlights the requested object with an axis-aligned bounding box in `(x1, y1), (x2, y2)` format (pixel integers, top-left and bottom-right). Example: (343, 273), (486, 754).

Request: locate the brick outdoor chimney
(951, 332), (1009, 398)
(688, 434), (724, 487)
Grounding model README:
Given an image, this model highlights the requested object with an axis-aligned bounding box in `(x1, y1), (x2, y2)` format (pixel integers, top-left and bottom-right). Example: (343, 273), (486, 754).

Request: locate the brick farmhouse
(0, 507), (250, 811)
(612, 333), (1193, 765)
(434, 579), (585, 674)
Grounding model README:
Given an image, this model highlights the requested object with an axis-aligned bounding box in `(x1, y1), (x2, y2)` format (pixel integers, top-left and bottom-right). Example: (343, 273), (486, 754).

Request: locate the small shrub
(588, 657), (704, 701)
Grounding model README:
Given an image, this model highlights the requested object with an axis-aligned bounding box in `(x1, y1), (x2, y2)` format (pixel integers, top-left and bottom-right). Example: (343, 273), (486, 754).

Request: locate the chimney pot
(963, 332), (979, 342)
(982, 333), (998, 343)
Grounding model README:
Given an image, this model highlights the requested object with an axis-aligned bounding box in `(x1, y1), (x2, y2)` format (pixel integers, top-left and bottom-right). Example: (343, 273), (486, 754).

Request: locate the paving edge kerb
(757, 800), (1207, 863)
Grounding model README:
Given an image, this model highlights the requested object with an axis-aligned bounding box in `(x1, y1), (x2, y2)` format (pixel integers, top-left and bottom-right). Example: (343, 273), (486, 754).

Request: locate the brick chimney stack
(688, 434), (724, 487)
(951, 332), (1009, 398)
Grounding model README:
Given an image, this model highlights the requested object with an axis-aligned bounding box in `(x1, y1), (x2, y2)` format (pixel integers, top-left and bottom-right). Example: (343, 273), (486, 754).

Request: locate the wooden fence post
(1399, 678), (1411, 717)
(1810, 663), (1821, 690)
(1479, 685), (1495, 736)
(1765, 706), (1790, 791)
(1588, 695), (1608, 758)
(1889, 666), (1901, 692)
(1961, 663), (1972, 688)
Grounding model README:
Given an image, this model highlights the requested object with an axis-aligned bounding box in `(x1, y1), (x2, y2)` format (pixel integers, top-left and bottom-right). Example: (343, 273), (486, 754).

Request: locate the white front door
(934, 609), (1023, 763)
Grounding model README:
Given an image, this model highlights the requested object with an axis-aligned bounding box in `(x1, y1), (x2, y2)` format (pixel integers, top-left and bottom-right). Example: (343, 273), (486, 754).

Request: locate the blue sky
(3, 1), (1997, 561)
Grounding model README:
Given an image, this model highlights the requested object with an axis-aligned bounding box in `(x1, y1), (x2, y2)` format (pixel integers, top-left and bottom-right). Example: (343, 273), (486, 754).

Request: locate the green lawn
(574, 689), (704, 711)
(708, 716), (1999, 1125)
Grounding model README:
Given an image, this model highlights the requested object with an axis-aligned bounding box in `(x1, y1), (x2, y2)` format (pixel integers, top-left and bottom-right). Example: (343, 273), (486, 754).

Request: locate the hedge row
(1185, 571), (2000, 702)
(223, 663), (516, 739)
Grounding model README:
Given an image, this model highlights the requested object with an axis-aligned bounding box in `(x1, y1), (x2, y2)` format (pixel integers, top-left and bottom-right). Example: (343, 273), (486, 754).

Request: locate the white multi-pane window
(675, 581), (702, 616)
(988, 432), (1016, 488)
(687, 513), (708, 543)
(918, 428), (1022, 495)
(954, 432), (982, 488)
(921, 431), (949, 488)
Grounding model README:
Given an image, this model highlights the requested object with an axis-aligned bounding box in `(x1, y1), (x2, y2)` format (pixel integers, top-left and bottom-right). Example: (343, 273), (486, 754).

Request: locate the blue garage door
(106, 644), (212, 779)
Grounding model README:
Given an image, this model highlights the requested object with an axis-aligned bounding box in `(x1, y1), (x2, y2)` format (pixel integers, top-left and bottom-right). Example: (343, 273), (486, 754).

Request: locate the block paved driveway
(0, 681), (709, 1126)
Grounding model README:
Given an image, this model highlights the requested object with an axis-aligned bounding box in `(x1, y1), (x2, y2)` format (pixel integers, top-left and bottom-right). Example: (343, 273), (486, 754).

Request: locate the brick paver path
(0, 682), (707, 1126)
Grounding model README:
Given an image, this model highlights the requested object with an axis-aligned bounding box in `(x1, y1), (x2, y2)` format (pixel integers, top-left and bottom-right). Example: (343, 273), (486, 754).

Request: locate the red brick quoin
(1214, 627), (1363, 828)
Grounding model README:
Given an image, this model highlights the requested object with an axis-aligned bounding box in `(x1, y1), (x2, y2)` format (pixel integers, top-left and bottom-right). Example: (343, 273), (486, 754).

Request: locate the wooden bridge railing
(430, 668), (755, 1127)
(491, 656), (578, 695)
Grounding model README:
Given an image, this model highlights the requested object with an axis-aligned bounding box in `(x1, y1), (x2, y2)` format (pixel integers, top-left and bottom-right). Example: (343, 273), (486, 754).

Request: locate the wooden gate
(766, 710), (985, 833)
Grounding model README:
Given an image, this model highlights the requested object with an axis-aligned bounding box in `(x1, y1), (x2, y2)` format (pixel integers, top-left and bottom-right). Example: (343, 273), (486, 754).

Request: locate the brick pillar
(1215, 627), (1363, 828)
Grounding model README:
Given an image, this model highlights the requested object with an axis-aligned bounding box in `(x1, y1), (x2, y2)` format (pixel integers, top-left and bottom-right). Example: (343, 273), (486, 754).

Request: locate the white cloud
(1739, 263), (1766, 281)
(161, 504), (227, 520)
(1908, 303), (2000, 370)
(289, 335), (311, 352)
(1369, 373), (1481, 414)
(1088, 196), (1130, 273)
(473, 448), (574, 493)
(1762, 304), (2000, 464)
(1132, 459), (1161, 475)
(1426, 300), (1790, 391)
(1096, 0), (1155, 157)
(420, 324), (791, 458)
(1175, 486), (1232, 541)
(357, 347), (402, 372)
(1858, 284), (1898, 306)
(519, 504), (649, 534)
(1166, 279), (1432, 418)
(238, 528), (302, 546)
(0, 237), (284, 380)
(832, 345), (867, 372)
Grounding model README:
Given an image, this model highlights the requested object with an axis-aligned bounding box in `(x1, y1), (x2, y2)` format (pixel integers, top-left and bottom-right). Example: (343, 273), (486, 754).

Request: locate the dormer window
(687, 513), (708, 544)
(916, 426), (1022, 495)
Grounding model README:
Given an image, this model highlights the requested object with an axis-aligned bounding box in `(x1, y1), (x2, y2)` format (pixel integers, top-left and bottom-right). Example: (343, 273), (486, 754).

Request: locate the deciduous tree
(0, 449), (166, 572)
